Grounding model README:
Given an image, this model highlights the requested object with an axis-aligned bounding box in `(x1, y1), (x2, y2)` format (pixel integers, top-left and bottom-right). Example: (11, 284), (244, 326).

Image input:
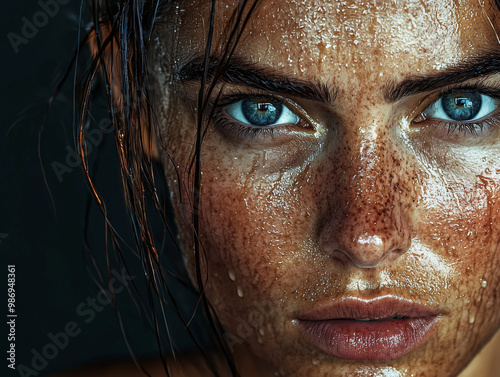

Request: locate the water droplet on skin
(237, 286), (244, 297)
(312, 359), (320, 365)
(228, 270), (236, 281)
(482, 280), (488, 288)
(469, 314), (476, 324)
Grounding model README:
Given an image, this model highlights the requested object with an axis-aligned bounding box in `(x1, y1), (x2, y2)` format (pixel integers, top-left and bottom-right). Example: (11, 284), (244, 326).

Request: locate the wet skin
(153, 0), (500, 376)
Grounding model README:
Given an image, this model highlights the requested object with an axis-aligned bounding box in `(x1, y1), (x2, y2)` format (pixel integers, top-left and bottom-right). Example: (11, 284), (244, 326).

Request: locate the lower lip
(297, 316), (439, 361)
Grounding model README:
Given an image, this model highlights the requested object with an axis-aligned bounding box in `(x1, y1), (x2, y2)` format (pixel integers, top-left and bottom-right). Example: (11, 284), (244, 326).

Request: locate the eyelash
(434, 116), (500, 136)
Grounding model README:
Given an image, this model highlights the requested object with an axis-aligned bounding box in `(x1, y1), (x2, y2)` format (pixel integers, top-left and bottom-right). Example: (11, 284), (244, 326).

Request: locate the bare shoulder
(49, 353), (225, 377)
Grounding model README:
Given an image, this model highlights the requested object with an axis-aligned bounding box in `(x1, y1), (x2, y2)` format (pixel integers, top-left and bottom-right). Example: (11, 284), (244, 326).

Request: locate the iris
(241, 99), (283, 126)
(441, 93), (481, 121)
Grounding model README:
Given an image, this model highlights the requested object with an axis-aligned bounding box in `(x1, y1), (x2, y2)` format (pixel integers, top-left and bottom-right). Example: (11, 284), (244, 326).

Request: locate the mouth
(295, 296), (441, 361)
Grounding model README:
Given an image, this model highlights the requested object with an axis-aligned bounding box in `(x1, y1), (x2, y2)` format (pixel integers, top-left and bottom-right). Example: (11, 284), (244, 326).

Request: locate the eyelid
(225, 99), (300, 127)
(412, 83), (500, 121)
(423, 94), (499, 122)
(214, 90), (317, 127)
(409, 86), (500, 141)
(414, 82), (500, 106)
(209, 91), (323, 145)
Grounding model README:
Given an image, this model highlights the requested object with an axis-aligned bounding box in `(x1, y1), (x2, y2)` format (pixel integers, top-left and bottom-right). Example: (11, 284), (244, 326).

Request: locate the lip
(295, 296), (441, 361)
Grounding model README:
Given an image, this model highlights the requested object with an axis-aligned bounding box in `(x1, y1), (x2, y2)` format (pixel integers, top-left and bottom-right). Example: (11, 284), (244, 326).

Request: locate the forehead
(171, 0), (499, 82)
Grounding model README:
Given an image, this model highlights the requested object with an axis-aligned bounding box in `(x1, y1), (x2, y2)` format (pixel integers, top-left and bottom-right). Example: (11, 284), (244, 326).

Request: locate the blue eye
(423, 92), (498, 122)
(225, 98), (300, 127)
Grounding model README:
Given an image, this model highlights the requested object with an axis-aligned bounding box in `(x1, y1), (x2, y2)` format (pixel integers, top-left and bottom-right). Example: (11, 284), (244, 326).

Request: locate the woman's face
(155, 0), (500, 376)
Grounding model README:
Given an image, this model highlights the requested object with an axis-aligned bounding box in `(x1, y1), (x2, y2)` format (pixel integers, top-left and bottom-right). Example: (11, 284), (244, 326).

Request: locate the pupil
(242, 99), (283, 126)
(454, 98), (472, 108)
(442, 92), (481, 121)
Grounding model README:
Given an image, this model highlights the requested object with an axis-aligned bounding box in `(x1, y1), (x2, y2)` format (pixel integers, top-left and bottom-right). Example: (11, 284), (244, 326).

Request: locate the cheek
(177, 127), (327, 303)
(418, 173), (500, 332)
(196, 167), (313, 300)
(191, 169), (335, 367)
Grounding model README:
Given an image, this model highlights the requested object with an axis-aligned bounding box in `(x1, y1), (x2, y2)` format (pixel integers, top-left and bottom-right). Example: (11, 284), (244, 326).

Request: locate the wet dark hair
(74, 0), (259, 376)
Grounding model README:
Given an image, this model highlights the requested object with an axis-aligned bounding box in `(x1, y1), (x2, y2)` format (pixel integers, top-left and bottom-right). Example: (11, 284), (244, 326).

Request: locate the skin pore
(149, 0), (500, 376)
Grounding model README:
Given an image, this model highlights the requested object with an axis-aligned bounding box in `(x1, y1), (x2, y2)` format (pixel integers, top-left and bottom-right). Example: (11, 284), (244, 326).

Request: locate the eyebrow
(177, 55), (335, 103)
(177, 52), (500, 104)
(385, 52), (500, 102)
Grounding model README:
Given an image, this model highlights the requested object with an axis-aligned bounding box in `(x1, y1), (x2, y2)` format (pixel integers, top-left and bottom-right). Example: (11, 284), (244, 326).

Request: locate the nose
(319, 206), (412, 268)
(318, 138), (412, 269)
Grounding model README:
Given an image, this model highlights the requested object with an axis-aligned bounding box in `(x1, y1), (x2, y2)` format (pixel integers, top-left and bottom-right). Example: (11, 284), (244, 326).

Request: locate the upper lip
(296, 296), (441, 321)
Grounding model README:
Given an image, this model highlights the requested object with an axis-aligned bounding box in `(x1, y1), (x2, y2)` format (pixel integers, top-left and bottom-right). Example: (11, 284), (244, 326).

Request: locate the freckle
(469, 314), (476, 324)
(228, 270), (236, 281)
(312, 359), (320, 365)
(237, 286), (244, 297)
(482, 280), (488, 288)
